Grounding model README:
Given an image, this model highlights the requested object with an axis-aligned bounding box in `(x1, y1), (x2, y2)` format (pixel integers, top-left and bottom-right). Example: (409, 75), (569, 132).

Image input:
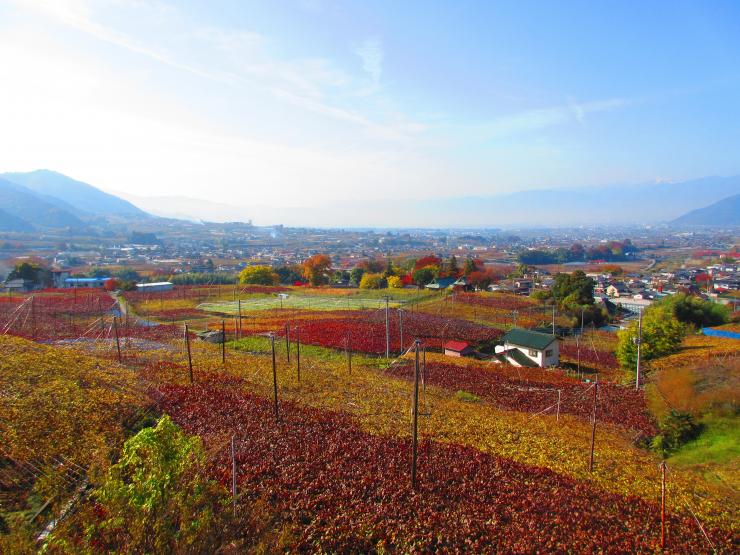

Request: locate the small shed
(136, 281), (174, 293)
(443, 340), (474, 357)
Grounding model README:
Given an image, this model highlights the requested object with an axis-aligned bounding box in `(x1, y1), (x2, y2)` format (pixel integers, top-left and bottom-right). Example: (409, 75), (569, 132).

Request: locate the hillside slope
(2, 170), (146, 217)
(671, 193), (740, 226)
(0, 178), (83, 229)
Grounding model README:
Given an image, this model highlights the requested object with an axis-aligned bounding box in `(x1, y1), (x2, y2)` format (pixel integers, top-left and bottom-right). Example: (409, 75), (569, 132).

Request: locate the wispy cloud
(14, 0), (415, 141)
(473, 97), (631, 140)
(353, 38), (383, 94)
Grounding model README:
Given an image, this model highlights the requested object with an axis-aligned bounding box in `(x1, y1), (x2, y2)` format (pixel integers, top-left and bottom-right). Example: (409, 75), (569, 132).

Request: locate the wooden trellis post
(589, 381), (598, 472)
(285, 323), (290, 362)
(221, 320), (226, 364)
(296, 326), (301, 382)
(113, 317), (122, 363)
(271, 333), (279, 421)
(411, 339), (421, 490)
(185, 324), (194, 384)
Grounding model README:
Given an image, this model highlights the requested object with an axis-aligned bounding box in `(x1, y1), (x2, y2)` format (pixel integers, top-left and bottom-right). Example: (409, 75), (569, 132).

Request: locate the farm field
(1, 285), (737, 552)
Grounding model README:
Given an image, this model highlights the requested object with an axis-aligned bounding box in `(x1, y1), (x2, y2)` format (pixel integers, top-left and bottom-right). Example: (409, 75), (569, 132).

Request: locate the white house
(495, 328), (559, 368)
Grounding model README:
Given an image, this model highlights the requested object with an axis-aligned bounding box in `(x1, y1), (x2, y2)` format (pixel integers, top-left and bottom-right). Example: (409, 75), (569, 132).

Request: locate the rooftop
(502, 328), (556, 351)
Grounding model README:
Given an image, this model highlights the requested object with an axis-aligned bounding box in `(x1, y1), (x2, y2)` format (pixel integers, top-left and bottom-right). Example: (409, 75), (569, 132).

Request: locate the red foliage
(155, 381), (729, 553)
(560, 343), (620, 370)
(414, 255), (441, 270)
(455, 293), (535, 311)
(273, 310), (502, 354)
(388, 362), (657, 436)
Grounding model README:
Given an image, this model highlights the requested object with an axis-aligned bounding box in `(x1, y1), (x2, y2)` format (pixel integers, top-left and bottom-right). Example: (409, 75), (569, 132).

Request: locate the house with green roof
(494, 328), (559, 368)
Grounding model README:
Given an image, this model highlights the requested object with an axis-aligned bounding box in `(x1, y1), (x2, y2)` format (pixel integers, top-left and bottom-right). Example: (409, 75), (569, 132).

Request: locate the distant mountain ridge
(0, 177), (85, 230)
(671, 193), (740, 226)
(2, 170), (145, 217)
(119, 175), (740, 227)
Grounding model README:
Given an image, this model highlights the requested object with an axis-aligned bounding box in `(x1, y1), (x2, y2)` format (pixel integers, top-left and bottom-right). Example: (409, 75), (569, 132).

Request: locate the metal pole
(185, 325), (194, 384)
(113, 317), (122, 363)
(589, 382), (598, 472)
(285, 323), (290, 362)
(221, 320), (226, 364)
(296, 326), (301, 382)
(271, 333), (279, 421)
(385, 297), (390, 359)
(660, 460), (667, 549)
(636, 309), (643, 390)
(411, 339), (421, 490)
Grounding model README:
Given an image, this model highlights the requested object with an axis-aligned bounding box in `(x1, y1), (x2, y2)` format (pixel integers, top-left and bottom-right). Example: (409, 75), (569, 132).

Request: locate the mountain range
(0, 170), (738, 230)
(671, 193), (740, 226)
(0, 170), (146, 231)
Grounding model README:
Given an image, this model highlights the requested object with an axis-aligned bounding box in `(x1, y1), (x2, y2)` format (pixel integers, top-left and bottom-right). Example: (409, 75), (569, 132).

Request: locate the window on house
(528, 349), (538, 357)
(545, 349), (553, 357)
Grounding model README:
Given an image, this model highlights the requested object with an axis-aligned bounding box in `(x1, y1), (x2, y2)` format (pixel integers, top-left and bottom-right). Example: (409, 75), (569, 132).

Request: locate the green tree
(383, 255), (395, 278)
(448, 255), (459, 275)
(463, 258), (476, 276)
(274, 265), (302, 284)
(8, 262), (50, 285)
(661, 293), (729, 328)
(616, 308), (685, 368)
(239, 265), (278, 285)
(349, 267), (365, 287)
(76, 416), (225, 553)
(551, 271), (594, 307)
(412, 265), (438, 286)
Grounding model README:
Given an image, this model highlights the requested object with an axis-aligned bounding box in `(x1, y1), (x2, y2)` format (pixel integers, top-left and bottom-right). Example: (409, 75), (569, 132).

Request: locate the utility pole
(556, 390), (561, 422)
(411, 339), (421, 490)
(511, 309), (518, 328)
(385, 296), (390, 359)
(589, 381), (598, 472)
(580, 307), (585, 335)
(552, 305), (556, 335)
(113, 317), (122, 363)
(271, 333), (279, 421)
(221, 320), (226, 364)
(576, 334), (581, 376)
(635, 308), (643, 390)
(185, 325), (194, 384)
(296, 326), (301, 382)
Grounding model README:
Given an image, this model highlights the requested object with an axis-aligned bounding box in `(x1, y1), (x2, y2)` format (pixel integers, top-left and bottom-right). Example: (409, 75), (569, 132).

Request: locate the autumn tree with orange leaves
(302, 254), (332, 286)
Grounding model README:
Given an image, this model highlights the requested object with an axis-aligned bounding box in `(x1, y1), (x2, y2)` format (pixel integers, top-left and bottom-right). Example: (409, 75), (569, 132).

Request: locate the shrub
(651, 410), (702, 457)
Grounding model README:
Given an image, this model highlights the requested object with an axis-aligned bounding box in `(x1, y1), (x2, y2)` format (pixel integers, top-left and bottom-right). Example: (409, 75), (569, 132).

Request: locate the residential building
(495, 328), (559, 368)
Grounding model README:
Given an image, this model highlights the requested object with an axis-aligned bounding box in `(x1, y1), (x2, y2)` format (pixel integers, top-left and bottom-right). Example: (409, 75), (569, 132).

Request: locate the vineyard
(0, 285), (737, 552)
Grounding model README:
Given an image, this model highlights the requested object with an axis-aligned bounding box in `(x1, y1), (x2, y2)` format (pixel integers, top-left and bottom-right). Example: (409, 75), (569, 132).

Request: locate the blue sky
(0, 0), (738, 224)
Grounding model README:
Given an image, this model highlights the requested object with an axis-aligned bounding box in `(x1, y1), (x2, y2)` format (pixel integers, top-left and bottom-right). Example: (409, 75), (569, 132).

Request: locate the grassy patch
(669, 414), (739, 467)
(229, 336), (383, 367)
(455, 390), (480, 403)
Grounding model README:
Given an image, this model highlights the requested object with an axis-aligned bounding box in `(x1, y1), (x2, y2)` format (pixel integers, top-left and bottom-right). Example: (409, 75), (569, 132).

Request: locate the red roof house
(443, 340), (473, 357)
